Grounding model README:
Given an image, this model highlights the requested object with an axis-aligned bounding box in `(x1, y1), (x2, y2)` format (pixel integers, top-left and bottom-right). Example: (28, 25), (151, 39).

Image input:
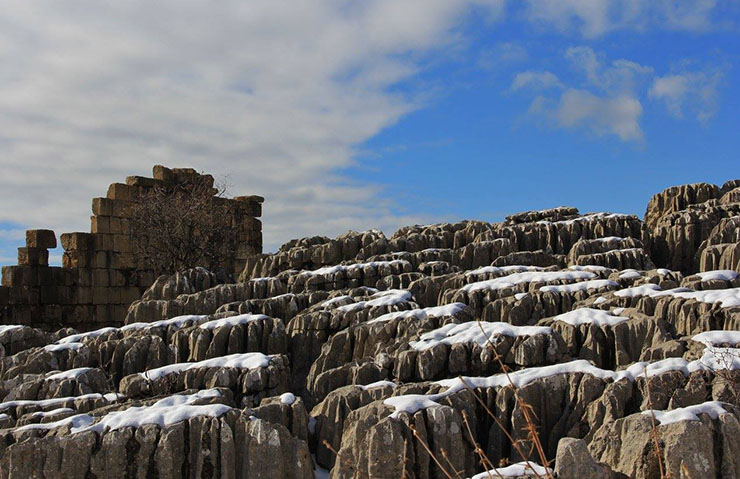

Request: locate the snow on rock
(73, 389), (228, 434)
(409, 322), (552, 351)
(46, 367), (94, 381)
(618, 269), (642, 279)
(461, 271), (597, 294)
(337, 289), (413, 313)
(553, 308), (629, 328)
(613, 283), (664, 298)
(300, 260), (410, 277)
(121, 314), (209, 332)
(539, 279), (618, 294)
(693, 331), (740, 346)
(43, 342), (85, 352)
(643, 401), (730, 426)
(57, 327), (117, 344)
(367, 303), (467, 325)
(15, 414), (96, 433)
(0, 393), (107, 411)
(465, 265), (543, 276)
(469, 462), (553, 478)
(279, 392), (296, 405)
(696, 270), (739, 281)
(0, 325), (23, 335)
(655, 287), (740, 308)
(198, 314), (269, 330)
(568, 264), (610, 272)
(140, 353), (273, 381)
(357, 380), (396, 390)
(384, 360), (617, 418)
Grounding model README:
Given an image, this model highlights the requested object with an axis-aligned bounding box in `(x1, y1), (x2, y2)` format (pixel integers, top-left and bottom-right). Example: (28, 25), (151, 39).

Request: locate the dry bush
(127, 176), (240, 276)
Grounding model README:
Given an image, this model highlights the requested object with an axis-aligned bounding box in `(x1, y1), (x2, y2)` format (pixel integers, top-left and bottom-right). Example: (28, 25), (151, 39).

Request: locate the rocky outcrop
(589, 405), (740, 479)
(1, 179), (740, 478)
(644, 182), (721, 229)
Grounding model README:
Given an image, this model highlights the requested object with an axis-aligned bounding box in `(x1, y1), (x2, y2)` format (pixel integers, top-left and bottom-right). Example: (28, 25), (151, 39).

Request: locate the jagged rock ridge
(0, 179), (739, 478)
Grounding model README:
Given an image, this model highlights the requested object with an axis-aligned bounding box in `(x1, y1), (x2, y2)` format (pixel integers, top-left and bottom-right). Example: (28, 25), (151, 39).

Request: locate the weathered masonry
(0, 165), (262, 330)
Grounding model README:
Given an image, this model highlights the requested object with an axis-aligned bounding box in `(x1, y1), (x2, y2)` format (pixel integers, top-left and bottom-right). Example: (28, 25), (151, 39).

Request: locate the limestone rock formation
(0, 178), (738, 478)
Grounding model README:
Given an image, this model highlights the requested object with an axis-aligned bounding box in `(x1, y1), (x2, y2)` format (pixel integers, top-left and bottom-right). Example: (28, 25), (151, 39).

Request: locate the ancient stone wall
(0, 165), (262, 330)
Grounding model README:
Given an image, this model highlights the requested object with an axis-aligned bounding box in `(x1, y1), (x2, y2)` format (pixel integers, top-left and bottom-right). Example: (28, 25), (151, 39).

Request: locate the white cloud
(510, 71), (562, 92)
(554, 89), (643, 141)
(520, 0), (723, 37)
(518, 47), (649, 141)
(649, 70), (722, 123)
(564, 46), (653, 93)
(0, 0), (505, 252)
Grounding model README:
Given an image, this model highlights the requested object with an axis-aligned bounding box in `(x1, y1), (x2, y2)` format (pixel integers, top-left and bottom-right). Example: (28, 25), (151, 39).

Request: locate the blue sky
(0, 1), (738, 267)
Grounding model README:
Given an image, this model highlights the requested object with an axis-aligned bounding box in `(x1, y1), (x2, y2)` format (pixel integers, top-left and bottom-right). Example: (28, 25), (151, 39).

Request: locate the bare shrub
(127, 175), (241, 276)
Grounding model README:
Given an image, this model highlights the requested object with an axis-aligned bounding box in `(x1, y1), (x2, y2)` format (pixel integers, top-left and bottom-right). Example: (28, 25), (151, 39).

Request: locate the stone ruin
(0, 165), (263, 330)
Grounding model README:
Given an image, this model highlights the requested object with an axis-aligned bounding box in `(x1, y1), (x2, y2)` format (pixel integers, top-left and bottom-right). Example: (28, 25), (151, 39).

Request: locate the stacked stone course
(0, 165), (263, 330)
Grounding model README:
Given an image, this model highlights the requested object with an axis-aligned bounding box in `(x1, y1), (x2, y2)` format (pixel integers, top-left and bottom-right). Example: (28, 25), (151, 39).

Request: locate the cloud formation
(649, 69), (723, 123)
(0, 0), (505, 251)
(521, 0), (725, 37)
(518, 47), (651, 141)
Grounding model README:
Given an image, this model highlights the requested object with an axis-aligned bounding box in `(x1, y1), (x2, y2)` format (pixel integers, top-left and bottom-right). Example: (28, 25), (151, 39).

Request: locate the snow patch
(470, 462), (553, 478)
(696, 270), (739, 282)
(357, 380), (396, 390)
(553, 308), (628, 328)
(279, 393), (296, 405)
(539, 279), (618, 294)
(367, 303), (466, 325)
(461, 271), (597, 294)
(409, 322), (552, 351)
(337, 290), (412, 313)
(643, 401), (729, 426)
(198, 314), (269, 330)
(140, 353), (272, 380)
(46, 367), (94, 381)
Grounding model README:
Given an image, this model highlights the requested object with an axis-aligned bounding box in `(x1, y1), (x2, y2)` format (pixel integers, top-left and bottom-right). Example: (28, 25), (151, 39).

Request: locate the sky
(0, 0), (738, 267)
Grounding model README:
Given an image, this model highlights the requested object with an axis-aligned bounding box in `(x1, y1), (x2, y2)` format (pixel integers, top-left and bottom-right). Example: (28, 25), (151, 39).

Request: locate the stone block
(152, 165), (175, 182)
(92, 197), (114, 216)
(0, 286), (9, 306)
(95, 304), (113, 322)
(107, 183), (138, 201)
(2, 266), (37, 287)
(64, 305), (94, 325)
(109, 269), (126, 287)
(113, 235), (132, 253)
(25, 229), (57, 249)
(112, 253), (135, 270)
(76, 287), (93, 304)
(61, 232), (93, 251)
(92, 287), (110, 305)
(40, 286), (58, 305)
(75, 268), (92, 287)
(126, 176), (160, 188)
(109, 217), (122, 235)
(235, 194), (265, 204)
(93, 233), (114, 251)
(18, 247), (49, 266)
(42, 304), (62, 323)
(63, 251), (92, 269)
(112, 200), (134, 218)
(91, 216), (111, 234)
(121, 286), (141, 304)
(110, 304), (129, 323)
(93, 269), (110, 287)
(92, 251), (111, 269)
(56, 286), (73, 305)
(38, 267), (58, 286)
